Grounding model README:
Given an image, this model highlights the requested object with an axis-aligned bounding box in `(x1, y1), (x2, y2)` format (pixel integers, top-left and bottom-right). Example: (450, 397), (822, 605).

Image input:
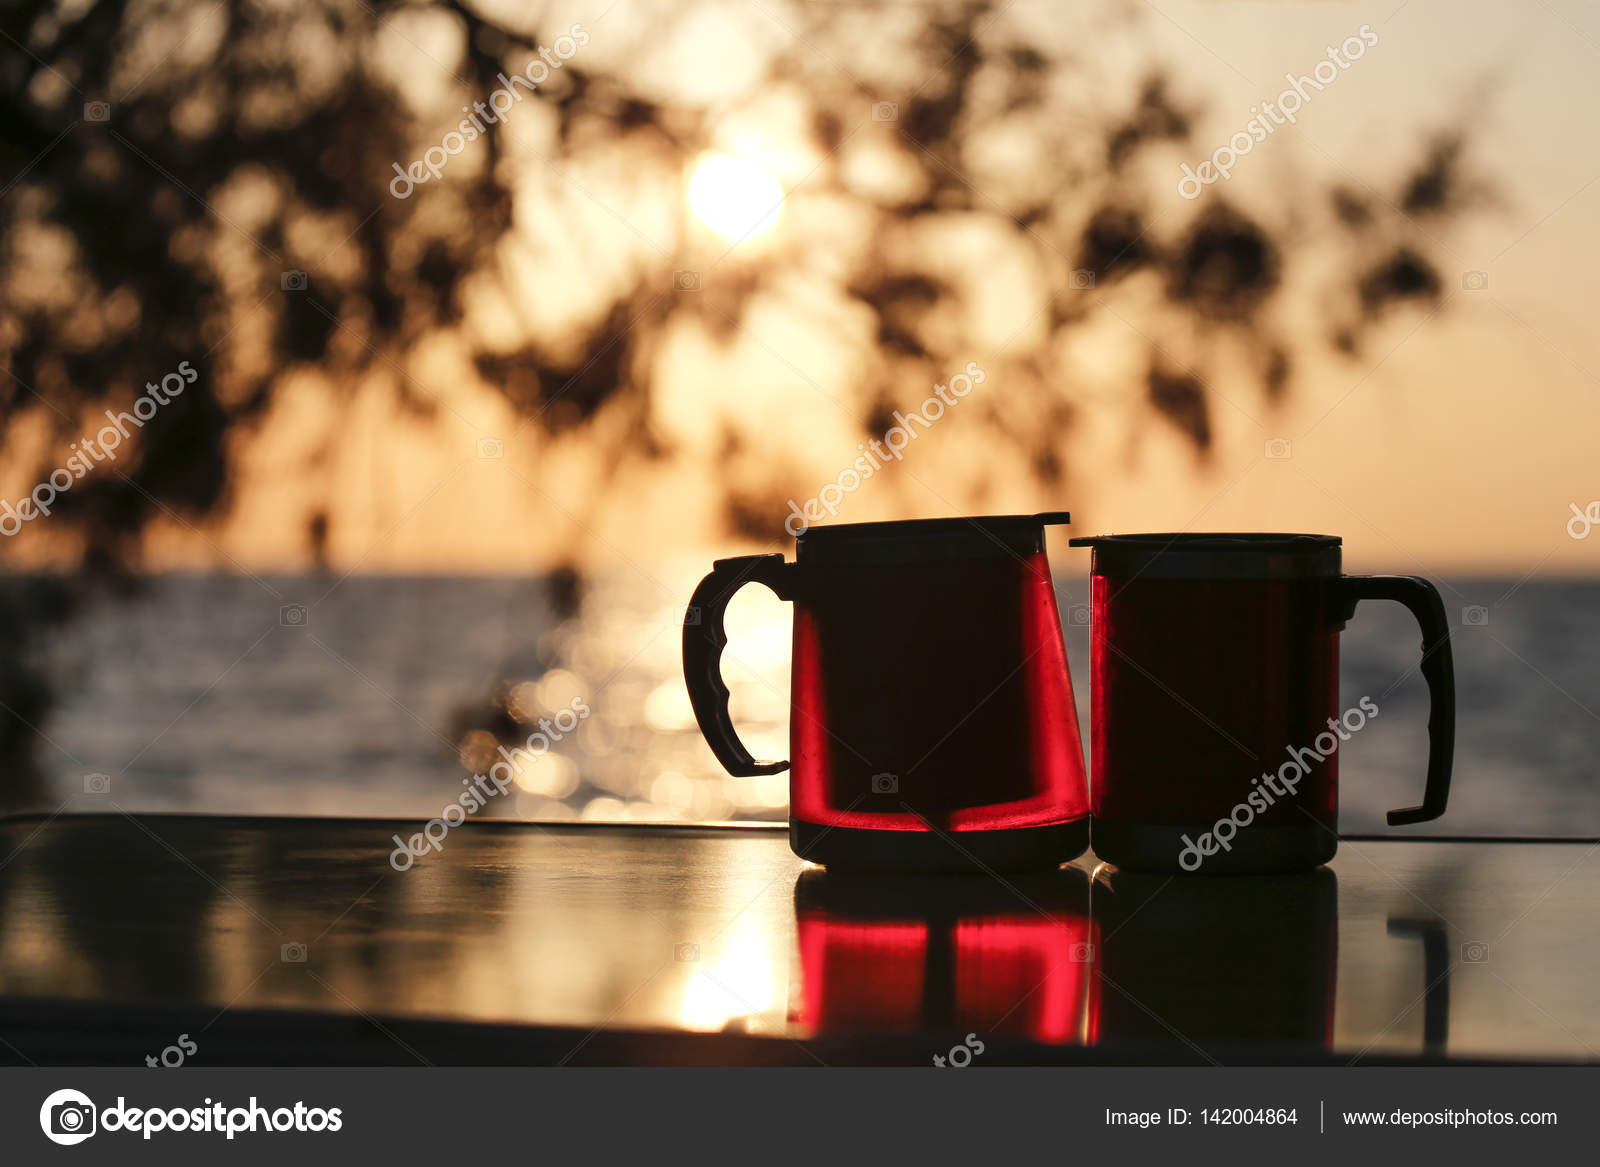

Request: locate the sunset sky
(6, 0), (1596, 578)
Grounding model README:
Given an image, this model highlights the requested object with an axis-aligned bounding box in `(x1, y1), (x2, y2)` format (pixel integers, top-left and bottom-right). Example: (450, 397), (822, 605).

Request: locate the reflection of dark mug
(1089, 865), (1338, 1051)
(793, 868), (1096, 1044)
(1069, 534), (1455, 874)
(684, 514), (1090, 871)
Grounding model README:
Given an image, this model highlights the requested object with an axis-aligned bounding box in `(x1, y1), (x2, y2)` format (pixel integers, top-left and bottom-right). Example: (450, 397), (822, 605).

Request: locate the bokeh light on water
(33, 566), (802, 824)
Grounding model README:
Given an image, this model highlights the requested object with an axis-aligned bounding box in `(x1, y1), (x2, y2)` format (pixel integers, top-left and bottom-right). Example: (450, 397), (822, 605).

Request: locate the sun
(688, 153), (785, 243)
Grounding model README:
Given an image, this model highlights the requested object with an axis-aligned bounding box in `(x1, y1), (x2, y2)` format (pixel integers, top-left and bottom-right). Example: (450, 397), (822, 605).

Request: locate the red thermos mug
(1069, 533), (1455, 873)
(684, 514), (1090, 871)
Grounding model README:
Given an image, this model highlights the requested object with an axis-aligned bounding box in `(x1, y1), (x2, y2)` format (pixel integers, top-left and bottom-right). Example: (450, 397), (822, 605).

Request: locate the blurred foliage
(1, 0), (1484, 555)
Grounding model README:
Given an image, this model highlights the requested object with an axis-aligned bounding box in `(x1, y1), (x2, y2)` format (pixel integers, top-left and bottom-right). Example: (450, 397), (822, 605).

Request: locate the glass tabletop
(0, 815), (1595, 1064)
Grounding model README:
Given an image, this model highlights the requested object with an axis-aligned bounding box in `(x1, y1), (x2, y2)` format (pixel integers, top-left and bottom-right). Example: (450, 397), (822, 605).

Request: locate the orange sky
(6, 0), (1597, 578)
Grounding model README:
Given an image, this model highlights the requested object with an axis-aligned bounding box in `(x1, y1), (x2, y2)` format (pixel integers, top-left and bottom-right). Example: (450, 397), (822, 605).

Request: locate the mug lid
(798, 512), (1069, 564)
(1068, 532), (1341, 578)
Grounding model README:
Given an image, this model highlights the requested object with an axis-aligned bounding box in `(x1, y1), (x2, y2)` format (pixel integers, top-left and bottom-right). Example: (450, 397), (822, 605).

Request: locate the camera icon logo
(1264, 438), (1292, 460)
(1460, 940), (1490, 963)
(675, 943), (700, 962)
(279, 604), (307, 628)
(871, 772), (898, 795)
(281, 270), (308, 291)
(83, 102), (110, 122)
(281, 942), (308, 963)
(84, 772), (111, 794)
(673, 270), (701, 291)
(1461, 270), (1489, 291)
(1461, 605), (1489, 627)
(1069, 941), (1096, 963)
(872, 101), (899, 122)
(683, 605), (702, 627)
(476, 436), (504, 460)
(40, 1089), (97, 1145)
(1070, 269), (1096, 290)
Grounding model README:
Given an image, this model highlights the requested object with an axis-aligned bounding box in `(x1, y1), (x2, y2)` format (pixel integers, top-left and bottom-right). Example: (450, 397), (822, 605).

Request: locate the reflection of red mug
(1089, 866), (1338, 1050)
(1069, 534), (1455, 874)
(685, 515), (1090, 871)
(793, 869), (1096, 1045)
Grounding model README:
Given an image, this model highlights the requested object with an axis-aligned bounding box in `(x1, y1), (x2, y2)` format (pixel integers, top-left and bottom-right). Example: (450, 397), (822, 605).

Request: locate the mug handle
(683, 554), (795, 776)
(1336, 575), (1455, 826)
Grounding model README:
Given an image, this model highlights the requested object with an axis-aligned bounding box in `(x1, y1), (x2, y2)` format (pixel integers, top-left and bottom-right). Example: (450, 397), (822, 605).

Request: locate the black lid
(1068, 532), (1341, 579)
(797, 512), (1070, 564)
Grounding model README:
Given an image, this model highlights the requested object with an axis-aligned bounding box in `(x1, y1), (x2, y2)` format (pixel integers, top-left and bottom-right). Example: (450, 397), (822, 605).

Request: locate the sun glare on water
(688, 153), (784, 242)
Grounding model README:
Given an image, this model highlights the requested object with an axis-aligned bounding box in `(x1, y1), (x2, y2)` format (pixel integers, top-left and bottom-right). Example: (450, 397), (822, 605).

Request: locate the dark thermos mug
(1069, 533), (1455, 874)
(684, 514), (1090, 872)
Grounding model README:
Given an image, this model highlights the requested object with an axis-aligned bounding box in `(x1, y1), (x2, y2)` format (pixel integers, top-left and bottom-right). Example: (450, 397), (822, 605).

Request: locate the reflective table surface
(0, 815), (1595, 1064)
